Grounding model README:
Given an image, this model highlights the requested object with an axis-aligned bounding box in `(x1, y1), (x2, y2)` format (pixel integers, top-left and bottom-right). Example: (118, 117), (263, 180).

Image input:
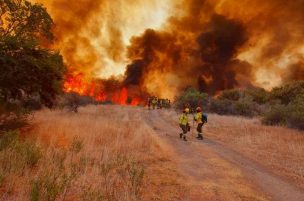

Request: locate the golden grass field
(0, 105), (184, 201)
(205, 114), (304, 189)
(1, 105), (304, 201)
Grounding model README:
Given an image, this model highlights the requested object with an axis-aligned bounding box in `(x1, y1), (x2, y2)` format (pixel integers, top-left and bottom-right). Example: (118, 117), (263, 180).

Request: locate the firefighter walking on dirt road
(179, 108), (190, 141)
(194, 107), (207, 140)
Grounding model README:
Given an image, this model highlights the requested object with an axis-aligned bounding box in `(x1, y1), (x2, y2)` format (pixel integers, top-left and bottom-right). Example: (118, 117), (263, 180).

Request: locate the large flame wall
(33, 0), (304, 99)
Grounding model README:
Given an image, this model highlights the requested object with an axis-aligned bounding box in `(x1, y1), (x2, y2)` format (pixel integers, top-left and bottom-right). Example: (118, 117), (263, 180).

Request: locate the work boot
(197, 133), (203, 140)
(180, 133), (183, 139)
(183, 136), (187, 141)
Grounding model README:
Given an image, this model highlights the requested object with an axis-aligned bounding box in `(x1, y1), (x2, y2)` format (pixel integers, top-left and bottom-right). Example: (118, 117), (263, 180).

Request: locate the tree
(175, 87), (208, 111)
(0, 0), (65, 107)
(0, 0), (53, 40)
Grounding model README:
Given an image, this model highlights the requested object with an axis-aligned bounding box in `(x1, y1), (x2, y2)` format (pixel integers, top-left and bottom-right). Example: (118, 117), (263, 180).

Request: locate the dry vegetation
(1, 105), (303, 200)
(205, 114), (304, 189)
(0, 105), (184, 201)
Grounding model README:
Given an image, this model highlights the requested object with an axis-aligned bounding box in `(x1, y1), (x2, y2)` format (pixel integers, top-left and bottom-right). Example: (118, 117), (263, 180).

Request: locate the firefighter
(158, 99), (163, 109)
(194, 107), (206, 140)
(179, 108), (190, 141)
(151, 97), (157, 109)
(147, 97), (152, 110)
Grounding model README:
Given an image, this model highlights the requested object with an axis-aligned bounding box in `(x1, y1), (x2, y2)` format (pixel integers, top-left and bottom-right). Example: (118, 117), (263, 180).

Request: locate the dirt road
(141, 109), (304, 201)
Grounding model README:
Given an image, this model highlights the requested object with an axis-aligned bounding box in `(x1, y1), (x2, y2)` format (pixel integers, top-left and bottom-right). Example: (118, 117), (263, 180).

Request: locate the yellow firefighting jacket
(152, 99), (157, 105)
(194, 112), (203, 124)
(179, 113), (188, 126)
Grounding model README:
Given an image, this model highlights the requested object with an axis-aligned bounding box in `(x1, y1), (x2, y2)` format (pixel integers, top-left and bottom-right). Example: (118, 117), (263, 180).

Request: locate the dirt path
(141, 109), (304, 201)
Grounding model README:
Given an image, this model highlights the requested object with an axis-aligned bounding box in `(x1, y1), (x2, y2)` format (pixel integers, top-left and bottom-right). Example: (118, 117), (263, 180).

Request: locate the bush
(288, 112), (304, 130)
(209, 99), (235, 115)
(175, 87), (208, 110)
(270, 81), (304, 105)
(262, 93), (304, 130)
(234, 98), (255, 117)
(245, 87), (269, 105)
(218, 89), (242, 101)
(262, 104), (289, 126)
(287, 94), (304, 130)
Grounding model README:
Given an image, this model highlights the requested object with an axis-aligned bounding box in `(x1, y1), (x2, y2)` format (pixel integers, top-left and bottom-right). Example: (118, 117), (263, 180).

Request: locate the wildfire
(63, 73), (141, 106)
(34, 0), (304, 98)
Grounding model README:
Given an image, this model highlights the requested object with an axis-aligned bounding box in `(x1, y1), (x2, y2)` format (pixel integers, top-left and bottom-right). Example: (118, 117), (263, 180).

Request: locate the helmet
(184, 108), (190, 113)
(196, 107), (202, 112)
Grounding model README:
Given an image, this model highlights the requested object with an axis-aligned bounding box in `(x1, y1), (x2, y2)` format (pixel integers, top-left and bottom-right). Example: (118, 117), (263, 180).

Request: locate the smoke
(123, 2), (252, 96)
(34, 0), (172, 80)
(196, 14), (250, 93)
(33, 0), (304, 98)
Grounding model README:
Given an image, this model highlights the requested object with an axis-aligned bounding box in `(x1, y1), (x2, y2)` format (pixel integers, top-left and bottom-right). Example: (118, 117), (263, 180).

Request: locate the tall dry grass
(205, 114), (304, 189)
(0, 105), (181, 201)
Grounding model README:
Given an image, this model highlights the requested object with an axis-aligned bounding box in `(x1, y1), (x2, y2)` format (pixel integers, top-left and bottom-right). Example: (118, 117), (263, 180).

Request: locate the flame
(131, 97), (140, 106)
(112, 87), (128, 105)
(32, 0), (304, 98)
(63, 72), (141, 105)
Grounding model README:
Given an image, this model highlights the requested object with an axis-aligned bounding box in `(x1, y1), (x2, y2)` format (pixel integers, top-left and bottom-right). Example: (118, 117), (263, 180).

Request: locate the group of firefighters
(147, 97), (207, 141)
(72, 92), (206, 141)
(179, 106), (207, 141)
(147, 97), (171, 110)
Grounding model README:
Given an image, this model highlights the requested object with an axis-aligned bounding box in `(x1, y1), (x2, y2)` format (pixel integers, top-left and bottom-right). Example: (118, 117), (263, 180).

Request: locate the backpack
(202, 113), (208, 123)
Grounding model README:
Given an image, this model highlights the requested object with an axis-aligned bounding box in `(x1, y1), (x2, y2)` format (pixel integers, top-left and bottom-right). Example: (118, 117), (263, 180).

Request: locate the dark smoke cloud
(196, 14), (249, 93)
(124, 29), (184, 87)
(123, 0), (304, 95)
(123, 14), (251, 94)
(36, 0), (304, 98)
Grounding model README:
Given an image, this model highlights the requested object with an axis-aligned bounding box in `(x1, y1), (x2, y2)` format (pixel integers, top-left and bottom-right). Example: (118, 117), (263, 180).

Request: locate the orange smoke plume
(33, 0), (304, 99)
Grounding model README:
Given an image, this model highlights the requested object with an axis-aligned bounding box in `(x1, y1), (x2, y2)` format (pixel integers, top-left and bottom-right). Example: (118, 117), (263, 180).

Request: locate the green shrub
(288, 112), (304, 130)
(209, 99), (235, 115)
(262, 104), (289, 126)
(175, 87), (208, 110)
(245, 87), (269, 104)
(270, 81), (304, 105)
(287, 94), (304, 130)
(234, 98), (255, 117)
(262, 93), (304, 130)
(218, 89), (242, 101)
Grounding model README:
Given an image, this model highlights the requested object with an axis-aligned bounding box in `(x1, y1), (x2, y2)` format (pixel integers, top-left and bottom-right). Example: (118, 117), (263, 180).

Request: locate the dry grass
(206, 114), (304, 189)
(0, 105), (184, 201)
(3, 106), (302, 200)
